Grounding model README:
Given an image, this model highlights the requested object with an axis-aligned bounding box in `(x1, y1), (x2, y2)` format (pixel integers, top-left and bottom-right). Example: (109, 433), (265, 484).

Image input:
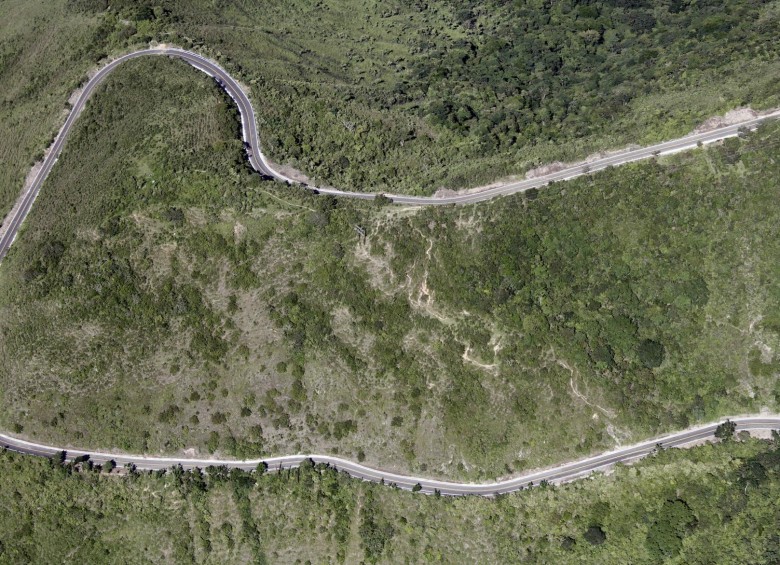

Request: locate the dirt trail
(406, 235), (453, 324)
(462, 345), (498, 371)
(551, 351), (617, 419)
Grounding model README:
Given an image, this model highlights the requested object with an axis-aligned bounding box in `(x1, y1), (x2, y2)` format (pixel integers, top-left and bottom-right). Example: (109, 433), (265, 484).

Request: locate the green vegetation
(2, 1), (780, 558)
(2, 54), (780, 479)
(3, 0), (780, 219)
(87, 0), (780, 195)
(0, 0), (193, 221)
(0, 0), (99, 220)
(3, 435), (780, 562)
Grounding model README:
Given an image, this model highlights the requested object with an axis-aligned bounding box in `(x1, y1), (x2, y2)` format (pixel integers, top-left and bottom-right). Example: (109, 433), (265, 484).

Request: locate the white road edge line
(1, 416), (777, 496)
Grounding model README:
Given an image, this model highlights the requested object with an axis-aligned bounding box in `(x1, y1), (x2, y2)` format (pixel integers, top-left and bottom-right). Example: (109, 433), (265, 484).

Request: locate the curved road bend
(2, 47), (780, 264)
(0, 49), (779, 495)
(1, 416), (777, 496)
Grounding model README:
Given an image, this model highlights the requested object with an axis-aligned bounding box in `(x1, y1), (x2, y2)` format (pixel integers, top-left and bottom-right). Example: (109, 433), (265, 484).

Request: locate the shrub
(638, 339), (665, 368)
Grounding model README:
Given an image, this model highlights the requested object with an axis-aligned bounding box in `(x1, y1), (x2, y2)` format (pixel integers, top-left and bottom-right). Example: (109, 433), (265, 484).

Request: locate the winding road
(1, 46), (780, 264)
(0, 47), (779, 495)
(1, 417), (778, 496)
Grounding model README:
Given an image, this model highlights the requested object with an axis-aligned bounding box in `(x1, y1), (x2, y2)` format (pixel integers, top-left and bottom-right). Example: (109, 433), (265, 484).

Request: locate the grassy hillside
(1, 55), (780, 480)
(0, 0), (104, 221)
(2, 435), (780, 563)
(2, 0), (780, 221)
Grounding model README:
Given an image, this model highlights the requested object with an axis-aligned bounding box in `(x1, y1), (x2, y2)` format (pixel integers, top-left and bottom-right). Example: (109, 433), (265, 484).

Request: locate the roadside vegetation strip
(1, 416), (777, 496)
(4, 435), (780, 562)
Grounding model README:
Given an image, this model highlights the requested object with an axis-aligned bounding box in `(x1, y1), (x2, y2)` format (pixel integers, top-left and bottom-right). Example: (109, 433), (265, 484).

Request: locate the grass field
(1, 54), (779, 480)
(2, 434), (780, 563)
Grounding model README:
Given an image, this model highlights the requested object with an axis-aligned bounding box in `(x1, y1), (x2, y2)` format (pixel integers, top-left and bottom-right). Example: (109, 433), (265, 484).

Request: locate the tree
(562, 536), (576, 551)
(645, 499), (697, 560)
(373, 194), (393, 207)
(714, 419), (737, 440)
(300, 458), (315, 471)
(584, 525), (607, 546)
(163, 207), (185, 224)
(207, 465), (229, 482)
(638, 339), (665, 368)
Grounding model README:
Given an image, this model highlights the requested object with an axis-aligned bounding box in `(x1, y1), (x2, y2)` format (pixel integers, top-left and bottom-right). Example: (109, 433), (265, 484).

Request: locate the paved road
(2, 46), (780, 264)
(1, 48), (779, 495)
(1, 416), (777, 495)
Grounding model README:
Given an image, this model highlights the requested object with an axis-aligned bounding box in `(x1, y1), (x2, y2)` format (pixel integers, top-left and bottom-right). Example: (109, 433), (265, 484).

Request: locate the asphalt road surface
(1, 417), (777, 496)
(1, 47), (780, 264)
(0, 48), (779, 495)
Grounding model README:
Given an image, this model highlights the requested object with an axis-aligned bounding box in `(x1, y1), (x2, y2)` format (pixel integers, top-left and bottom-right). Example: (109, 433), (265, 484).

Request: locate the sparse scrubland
(2, 435), (780, 563)
(1, 55), (780, 482)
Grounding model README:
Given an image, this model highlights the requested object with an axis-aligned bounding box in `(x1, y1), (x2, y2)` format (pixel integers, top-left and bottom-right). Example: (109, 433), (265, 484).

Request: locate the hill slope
(1, 56), (779, 479)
